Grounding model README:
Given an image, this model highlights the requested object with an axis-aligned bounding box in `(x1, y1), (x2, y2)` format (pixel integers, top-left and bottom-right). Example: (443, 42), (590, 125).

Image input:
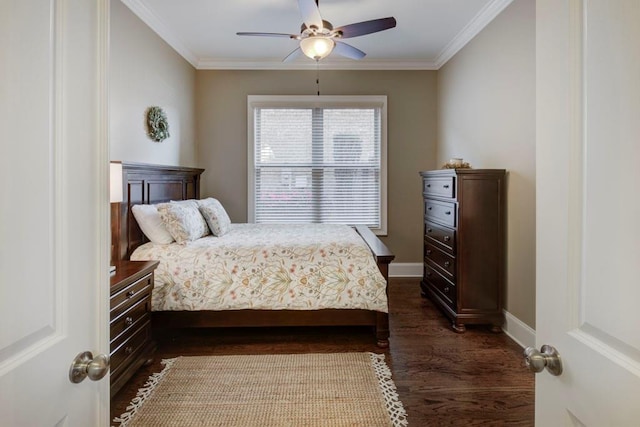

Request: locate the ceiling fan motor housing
(301, 20), (341, 38)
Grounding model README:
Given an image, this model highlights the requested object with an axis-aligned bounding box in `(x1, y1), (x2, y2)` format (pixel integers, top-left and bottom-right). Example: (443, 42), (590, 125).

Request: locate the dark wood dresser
(110, 260), (158, 398)
(419, 169), (506, 333)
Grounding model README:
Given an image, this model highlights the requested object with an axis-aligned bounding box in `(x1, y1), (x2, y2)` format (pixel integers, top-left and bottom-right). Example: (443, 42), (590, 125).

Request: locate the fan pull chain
(316, 59), (320, 96)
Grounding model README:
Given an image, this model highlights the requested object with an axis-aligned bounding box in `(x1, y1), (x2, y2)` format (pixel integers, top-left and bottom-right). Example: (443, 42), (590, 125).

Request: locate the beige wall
(437, 0), (535, 327)
(110, 0), (197, 166)
(195, 70), (438, 262)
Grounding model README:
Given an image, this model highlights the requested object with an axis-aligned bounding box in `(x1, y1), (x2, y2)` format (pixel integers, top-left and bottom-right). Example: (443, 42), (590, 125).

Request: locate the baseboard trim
(388, 263), (422, 278)
(502, 310), (536, 349)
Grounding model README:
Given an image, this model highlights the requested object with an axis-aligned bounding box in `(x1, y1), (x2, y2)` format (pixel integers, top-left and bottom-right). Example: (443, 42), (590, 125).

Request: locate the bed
(113, 162), (395, 347)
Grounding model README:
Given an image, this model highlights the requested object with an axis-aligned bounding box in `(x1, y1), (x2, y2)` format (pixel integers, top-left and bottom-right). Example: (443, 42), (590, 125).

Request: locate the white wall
(110, 0), (197, 167)
(437, 0), (536, 328)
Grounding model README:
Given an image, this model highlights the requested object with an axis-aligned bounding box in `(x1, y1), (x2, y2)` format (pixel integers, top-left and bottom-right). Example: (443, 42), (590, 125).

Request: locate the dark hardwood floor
(111, 277), (534, 426)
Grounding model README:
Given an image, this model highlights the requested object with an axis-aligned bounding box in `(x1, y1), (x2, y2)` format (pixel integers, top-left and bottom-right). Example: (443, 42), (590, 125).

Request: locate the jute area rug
(113, 352), (407, 427)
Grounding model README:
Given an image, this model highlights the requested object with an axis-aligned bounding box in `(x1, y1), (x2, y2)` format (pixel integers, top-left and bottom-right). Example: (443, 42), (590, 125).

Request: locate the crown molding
(196, 58), (438, 71)
(434, 0), (514, 69)
(122, 0), (511, 71)
(120, 0), (199, 67)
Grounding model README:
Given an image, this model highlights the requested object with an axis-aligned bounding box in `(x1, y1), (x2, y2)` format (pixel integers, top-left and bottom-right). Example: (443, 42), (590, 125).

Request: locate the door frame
(97, 0), (111, 421)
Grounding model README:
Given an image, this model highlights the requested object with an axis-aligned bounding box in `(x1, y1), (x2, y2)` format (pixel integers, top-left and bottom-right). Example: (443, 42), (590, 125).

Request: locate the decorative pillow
(170, 199), (199, 208)
(157, 201), (209, 243)
(131, 204), (174, 244)
(197, 198), (231, 236)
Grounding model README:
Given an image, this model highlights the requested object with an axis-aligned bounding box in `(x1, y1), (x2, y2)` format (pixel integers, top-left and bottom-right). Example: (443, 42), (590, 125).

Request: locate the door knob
(523, 344), (562, 376)
(69, 351), (110, 383)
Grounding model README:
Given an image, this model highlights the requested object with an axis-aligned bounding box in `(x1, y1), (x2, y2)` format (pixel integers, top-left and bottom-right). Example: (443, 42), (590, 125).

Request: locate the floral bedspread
(131, 223), (388, 313)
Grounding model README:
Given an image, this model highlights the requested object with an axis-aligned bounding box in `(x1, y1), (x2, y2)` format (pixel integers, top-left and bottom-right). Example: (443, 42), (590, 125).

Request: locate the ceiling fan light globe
(300, 37), (335, 60)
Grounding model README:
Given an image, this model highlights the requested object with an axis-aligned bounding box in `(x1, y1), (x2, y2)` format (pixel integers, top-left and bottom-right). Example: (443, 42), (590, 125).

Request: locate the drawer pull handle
(444, 286), (450, 293)
(444, 261), (450, 267)
(443, 184), (450, 189)
(427, 228), (432, 233)
(445, 211), (451, 215)
(126, 290), (135, 298)
(125, 346), (133, 355)
(125, 316), (133, 326)
(443, 236), (451, 242)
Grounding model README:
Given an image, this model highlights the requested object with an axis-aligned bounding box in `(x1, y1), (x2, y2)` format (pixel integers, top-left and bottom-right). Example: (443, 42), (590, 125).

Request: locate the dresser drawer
(424, 199), (456, 227)
(110, 320), (151, 379)
(110, 261), (158, 398)
(424, 221), (455, 253)
(110, 273), (152, 316)
(110, 296), (151, 344)
(425, 242), (456, 278)
(424, 264), (456, 309)
(423, 176), (455, 198)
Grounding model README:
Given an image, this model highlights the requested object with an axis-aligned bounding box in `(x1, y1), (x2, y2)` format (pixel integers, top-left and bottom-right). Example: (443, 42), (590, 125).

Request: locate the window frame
(247, 95), (388, 235)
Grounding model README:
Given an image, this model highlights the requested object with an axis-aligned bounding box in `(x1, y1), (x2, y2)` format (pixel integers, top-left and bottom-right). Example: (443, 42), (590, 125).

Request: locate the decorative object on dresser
(419, 169), (506, 333)
(442, 157), (471, 169)
(110, 260), (159, 398)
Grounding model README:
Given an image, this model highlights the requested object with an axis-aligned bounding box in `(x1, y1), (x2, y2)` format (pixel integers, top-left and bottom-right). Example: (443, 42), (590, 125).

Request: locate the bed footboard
(353, 225), (395, 279)
(354, 225), (395, 347)
(151, 226), (395, 348)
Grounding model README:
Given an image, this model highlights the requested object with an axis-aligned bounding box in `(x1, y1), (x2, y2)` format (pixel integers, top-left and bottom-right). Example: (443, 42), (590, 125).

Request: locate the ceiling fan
(237, 0), (397, 62)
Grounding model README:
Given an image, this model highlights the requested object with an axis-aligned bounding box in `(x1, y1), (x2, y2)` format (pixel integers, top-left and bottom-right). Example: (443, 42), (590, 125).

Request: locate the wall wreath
(146, 106), (170, 142)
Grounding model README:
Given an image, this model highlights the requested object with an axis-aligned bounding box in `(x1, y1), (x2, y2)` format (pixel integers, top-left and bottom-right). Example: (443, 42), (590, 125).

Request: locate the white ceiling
(121, 0), (514, 70)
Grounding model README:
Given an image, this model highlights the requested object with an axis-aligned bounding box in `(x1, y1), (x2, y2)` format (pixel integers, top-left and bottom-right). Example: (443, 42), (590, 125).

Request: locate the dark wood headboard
(112, 162), (204, 261)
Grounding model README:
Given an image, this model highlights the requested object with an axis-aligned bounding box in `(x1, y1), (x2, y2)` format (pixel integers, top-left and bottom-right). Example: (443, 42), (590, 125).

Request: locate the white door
(0, 0), (110, 425)
(535, 0), (640, 424)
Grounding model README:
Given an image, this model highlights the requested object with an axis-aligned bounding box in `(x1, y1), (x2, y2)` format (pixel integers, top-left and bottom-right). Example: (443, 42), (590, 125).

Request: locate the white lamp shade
(300, 37), (335, 60)
(110, 162), (123, 203)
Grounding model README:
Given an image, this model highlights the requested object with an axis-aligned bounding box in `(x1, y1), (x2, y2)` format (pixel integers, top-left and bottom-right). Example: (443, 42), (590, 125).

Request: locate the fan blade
(298, 0), (323, 30)
(334, 17), (396, 39)
(237, 32), (300, 39)
(333, 41), (366, 60)
(283, 47), (303, 62)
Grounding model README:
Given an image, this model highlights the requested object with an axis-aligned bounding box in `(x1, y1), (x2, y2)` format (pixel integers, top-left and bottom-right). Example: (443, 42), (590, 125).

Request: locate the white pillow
(131, 204), (174, 244)
(197, 198), (231, 236)
(157, 201), (209, 243)
(170, 199), (199, 208)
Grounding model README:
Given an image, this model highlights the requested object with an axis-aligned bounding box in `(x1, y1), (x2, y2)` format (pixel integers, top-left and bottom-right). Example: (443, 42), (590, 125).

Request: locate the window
(248, 95), (387, 234)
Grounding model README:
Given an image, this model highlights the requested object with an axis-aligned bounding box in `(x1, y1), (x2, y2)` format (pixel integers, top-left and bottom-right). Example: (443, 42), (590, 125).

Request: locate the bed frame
(113, 162), (395, 347)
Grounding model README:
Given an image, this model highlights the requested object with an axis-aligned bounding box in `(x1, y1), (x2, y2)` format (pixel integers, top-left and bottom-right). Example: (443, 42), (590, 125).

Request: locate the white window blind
(248, 96), (387, 234)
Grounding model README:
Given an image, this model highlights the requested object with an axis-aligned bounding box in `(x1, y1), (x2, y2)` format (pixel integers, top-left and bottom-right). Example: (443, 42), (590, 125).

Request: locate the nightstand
(110, 260), (159, 398)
